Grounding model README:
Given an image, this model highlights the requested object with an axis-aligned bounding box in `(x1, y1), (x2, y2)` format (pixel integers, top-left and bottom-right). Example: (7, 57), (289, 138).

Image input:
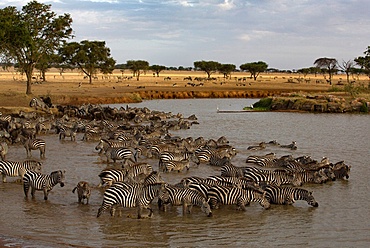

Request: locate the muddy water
(0, 99), (369, 247)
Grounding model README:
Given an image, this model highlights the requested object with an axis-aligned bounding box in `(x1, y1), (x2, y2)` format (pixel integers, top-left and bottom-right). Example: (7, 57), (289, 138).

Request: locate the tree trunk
(25, 68), (33, 95)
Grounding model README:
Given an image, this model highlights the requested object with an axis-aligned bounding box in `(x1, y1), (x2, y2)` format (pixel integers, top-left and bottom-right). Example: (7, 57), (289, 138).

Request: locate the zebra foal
(23, 170), (65, 200)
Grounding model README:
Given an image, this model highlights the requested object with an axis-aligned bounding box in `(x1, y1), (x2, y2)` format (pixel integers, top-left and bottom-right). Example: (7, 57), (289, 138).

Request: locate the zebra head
(306, 191), (319, 207)
(95, 139), (107, 151)
(51, 170), (65, 187)
(255, 191), (271, 209)
(201, 199), (213, 217)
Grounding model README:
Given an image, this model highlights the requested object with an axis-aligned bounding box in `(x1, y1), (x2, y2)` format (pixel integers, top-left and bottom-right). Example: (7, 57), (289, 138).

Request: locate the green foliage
(239, 61), (268, 80)
(218, 63), (236, 78)
(59, 40), (116, 83)
(355, 46), (370, 78)
(193, 60), (221, 78)
(0, 1), (73, 94)
(251, 97), (272, 110)
(360, 101), (368, 113)
(150, 64), (166, 77)
(126, 60), (149, 80)
(314, 57), (338, 85)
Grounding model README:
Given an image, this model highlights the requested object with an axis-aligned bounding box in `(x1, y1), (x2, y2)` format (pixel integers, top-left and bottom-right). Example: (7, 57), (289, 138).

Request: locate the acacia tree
(0, 1), (73, 94)
(218, 63), (236, 79)
(59, 40), (116, 84)
(337, 60), (355, 84)
(150, 64), (166, 77)
(126, 60), (149, 80)
(355, 46), (370, 79)
(314, 57), (337, 85)
(194, 60), (221, 78)
(240, 61), (268, 80)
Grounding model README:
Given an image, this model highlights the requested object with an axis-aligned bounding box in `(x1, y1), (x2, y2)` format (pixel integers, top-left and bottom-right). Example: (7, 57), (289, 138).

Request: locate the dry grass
(0, 68), (368, 114)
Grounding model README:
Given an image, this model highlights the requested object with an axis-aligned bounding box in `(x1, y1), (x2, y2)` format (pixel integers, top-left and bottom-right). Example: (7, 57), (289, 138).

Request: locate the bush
(252, 98), (272, 110)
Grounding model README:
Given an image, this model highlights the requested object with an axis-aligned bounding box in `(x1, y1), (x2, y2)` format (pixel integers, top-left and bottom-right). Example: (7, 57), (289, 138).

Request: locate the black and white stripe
(23, 170), (65, 200)
(206, 185), (270, 210)
(0, 160), (42, 182)
(263, 185), (319, 207)
(158, 184), (212, 216)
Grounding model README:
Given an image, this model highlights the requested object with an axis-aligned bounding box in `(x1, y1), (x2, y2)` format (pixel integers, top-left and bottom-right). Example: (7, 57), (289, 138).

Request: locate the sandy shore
(0, 68), (368, 114)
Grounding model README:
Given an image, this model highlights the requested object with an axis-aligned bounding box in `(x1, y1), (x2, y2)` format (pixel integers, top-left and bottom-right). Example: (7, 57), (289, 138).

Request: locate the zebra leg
(2, 174), (6, 183)
(40, 147), (45, 159)
(43, 188), (49, 200)
(31, 187), (36, 198)
(23, 183), (29, 197)
(236, 199), (247, 211)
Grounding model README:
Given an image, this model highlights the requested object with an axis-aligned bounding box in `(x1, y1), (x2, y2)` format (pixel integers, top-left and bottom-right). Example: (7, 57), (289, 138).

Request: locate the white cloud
(217, 0), (235, 10)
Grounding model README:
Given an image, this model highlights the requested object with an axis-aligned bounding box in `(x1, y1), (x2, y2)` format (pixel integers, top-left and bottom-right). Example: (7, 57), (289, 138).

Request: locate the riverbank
(0, 69), (369, 115)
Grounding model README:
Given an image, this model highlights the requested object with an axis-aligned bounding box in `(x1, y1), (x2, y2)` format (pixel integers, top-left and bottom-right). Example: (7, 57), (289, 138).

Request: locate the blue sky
(2, 0), (369, 70)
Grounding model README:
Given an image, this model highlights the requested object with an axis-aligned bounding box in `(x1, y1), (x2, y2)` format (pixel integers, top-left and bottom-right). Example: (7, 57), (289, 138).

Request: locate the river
(0, 98), (369, 247)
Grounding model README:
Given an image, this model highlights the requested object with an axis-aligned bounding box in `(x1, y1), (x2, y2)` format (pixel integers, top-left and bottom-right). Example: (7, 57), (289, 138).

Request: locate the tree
(314, 57), (337, 85)
(218, 64), (236, 79)
(126, 60), (149, 81)
(0, 1), (73, 94)
(355, 46), (370, 79)
(59, 40), (116, 84)
(150, 64), (166, 77)
(239, 61), (268, 80)
(337, 60), (355, 84)
(193, 60), (221, 78)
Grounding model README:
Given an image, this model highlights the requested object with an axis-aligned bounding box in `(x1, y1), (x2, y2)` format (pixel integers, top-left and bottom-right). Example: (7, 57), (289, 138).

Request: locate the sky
(1, 0), (369, 70)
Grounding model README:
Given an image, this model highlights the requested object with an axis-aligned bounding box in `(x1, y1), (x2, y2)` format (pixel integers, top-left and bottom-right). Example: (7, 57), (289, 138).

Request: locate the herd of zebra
(0, 100), (351, 219)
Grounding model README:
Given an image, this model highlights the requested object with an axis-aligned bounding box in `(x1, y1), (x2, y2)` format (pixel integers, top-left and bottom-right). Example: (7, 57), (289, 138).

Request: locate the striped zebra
(280, 141), (297, 150)
(246, 153), (277, 166)
(23, 170), (65, 200)
(124, 162), (153, 183)
(72, 181), (91, 204)
(59, 127), (77, 141)
(291, 170), (327, 186)
(18, 135), (46, 159)
(104, 147), (137, 164)
(195, 145), (236, 163)
(243, 166), (294, 186)
(207, 185), (270, 210)
(29, 97), (51, 113)
(158, 184), (212, 216)
(98, 168), (126, 187)
(162, 159), (190, 173)
(158, 151), (200, 169)
(95, 138), (130, 155)
(209, 155), (231, 167)
(263, 185), (319, 207)
(220, 163), (245, 178)
(0, 160), (42, 182)
(96, 182), (165, 218)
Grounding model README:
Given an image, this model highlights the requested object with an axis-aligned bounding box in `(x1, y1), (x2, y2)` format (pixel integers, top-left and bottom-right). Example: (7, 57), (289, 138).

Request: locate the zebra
(243, 166), (294, 186)
(247, 142), (266, 150)
(98, 168), (126, 187)
(96, 182), (165, 218)
(162, 159), (190, 173)
(206, 185), (270, 210)
(263, 185), (319, 207)
(124, 162), (153, 183)
(0, 141), (8, 160)
(209, 155), (231, 167)
(246, 153), (277, 166)
(158, 151), (200, 169)
(17, 134), (45, 159)
(280, 141), (297, 150)
(291, 170), (327, 186)
(0, 160), (42, 182)
(195, 145), (235, 163)
(72, 181), (91, 204)
(29, 97), (51, 113)
(19, 111), (37, 119)
(104, 147), (137, 164)
(158, 184), (212, 217)
(220, 163), (245, 178)
(23, 170), (65, 200)
(59, 127), (77, 141)
(95, 138), (129, 155)
(331, 161), (351, 180)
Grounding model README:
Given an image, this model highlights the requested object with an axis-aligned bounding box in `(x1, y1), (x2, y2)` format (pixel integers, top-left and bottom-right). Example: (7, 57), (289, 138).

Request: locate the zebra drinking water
(263, 185), (319, 207)
(23, 170), (65, 200)
(207, 185), (270, 210)
(158, 184), (212, 216)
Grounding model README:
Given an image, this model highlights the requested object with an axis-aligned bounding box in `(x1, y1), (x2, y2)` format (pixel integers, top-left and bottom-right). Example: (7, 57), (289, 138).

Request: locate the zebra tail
(72, 187), (77, 193)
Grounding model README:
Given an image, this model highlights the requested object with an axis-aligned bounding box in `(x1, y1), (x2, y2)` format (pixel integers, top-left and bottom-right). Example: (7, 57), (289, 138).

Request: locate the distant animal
(72, 181), (91, 204)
